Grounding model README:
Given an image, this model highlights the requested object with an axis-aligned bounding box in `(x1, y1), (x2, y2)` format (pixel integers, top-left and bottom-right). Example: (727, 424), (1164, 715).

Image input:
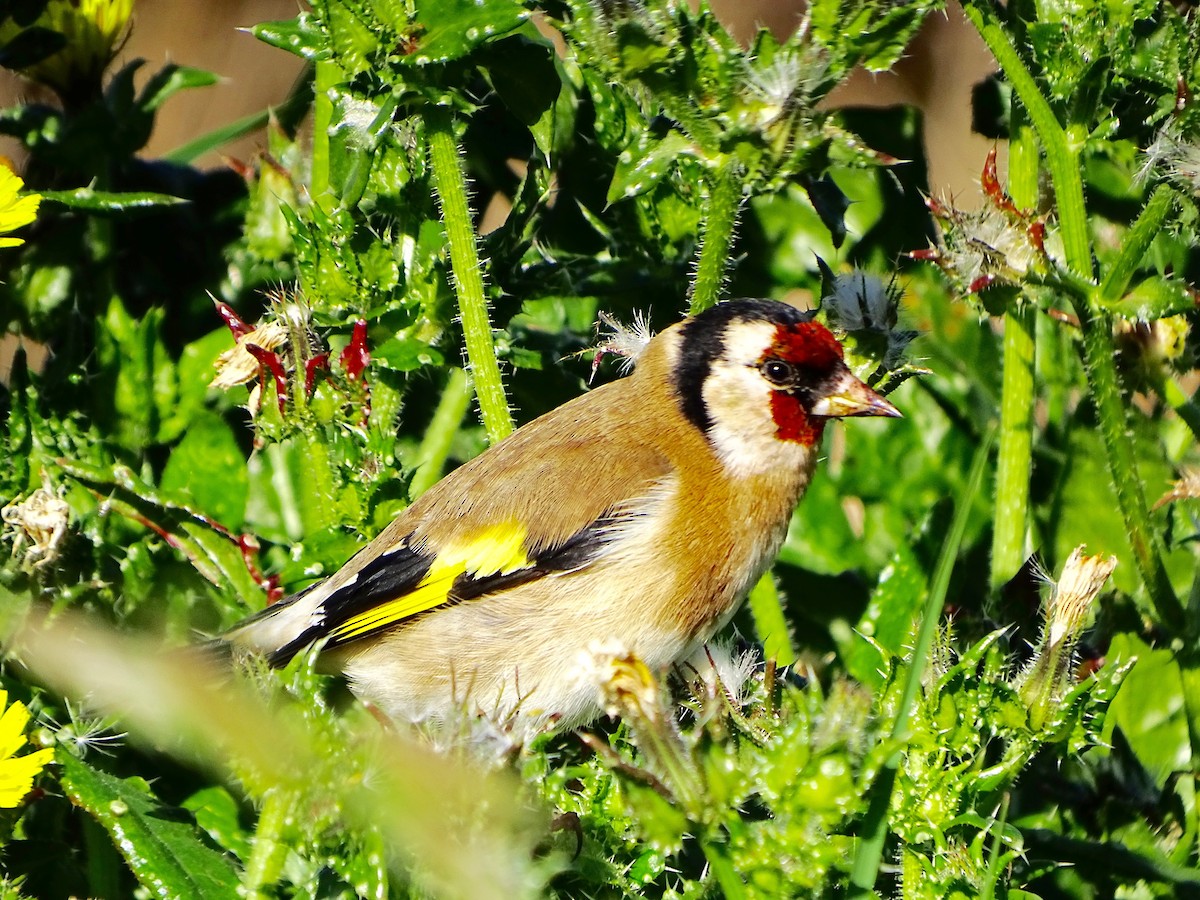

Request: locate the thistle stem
(962, 0), (1182, 627)
(427, 105), (513, 444)
(1075, 303), (1184, 632)
(688, 158), (743, 315)
(991, 111), (1039, 590)
(1099, 185), (1176, 303)
(410, 368), (473, 498)
(700, 838), (747, 900)
(244, 788), (291, 900)
(992, 305), (1036, 589)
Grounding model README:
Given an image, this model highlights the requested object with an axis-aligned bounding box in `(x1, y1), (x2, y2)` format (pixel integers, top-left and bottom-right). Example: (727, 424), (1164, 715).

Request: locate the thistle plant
(1, 0), (1199, 897)
(564, 0), (940, 313)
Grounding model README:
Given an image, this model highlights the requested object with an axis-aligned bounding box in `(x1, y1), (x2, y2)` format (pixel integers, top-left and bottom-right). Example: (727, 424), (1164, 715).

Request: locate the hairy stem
(310, 60), (337, 204)
(1099, 185), (1176, 303)
(959, 0), (1090, 277)
(992, 306), (1036, 588)
(244, 788), (291, 899)
(426, 105), (513, 444)
(410, 367), (473, 498)
(688, 157), (743, 315)
(1076, 304), (1184, 632)
(991, 111), (1039, 590)
(701, 837), (747, 900)
(963, 0), (1181, 624)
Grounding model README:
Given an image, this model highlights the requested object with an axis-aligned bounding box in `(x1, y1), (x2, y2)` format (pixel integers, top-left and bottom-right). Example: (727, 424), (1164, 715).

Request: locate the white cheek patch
(701, 362), (813, 477)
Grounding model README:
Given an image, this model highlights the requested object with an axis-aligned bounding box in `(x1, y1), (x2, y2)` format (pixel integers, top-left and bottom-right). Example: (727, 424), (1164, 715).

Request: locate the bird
(224, 298), (901, 735)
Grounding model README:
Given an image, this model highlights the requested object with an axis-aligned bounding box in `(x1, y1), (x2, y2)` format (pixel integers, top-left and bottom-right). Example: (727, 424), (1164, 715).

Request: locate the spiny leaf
(57, 749), (241, 900)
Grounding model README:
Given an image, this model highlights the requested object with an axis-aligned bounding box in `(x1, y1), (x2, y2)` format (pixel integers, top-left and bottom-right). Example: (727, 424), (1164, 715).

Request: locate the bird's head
(670, 299), (901, 475)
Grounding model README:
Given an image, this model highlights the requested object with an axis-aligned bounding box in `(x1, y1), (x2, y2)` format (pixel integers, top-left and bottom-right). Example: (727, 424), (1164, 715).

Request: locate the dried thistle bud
(209, 291), (326, 415)
(916, 149), (1060, 300)
(591, 310), (654, 381)
(583, 641), (704, 810)
(1, 471), (70, 571)
(1046, 547), (1117, 651)
(1015, 546), (1117, 731)
(585, 641), (663, 725)
(1139, 123), (1200, 195)
(740, 47), (827, 131)
(1154, 468), (1200, 510)
(209, 319), (289, 390)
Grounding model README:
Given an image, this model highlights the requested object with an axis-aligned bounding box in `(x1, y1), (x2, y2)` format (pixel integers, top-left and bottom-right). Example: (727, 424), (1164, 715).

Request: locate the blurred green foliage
(1, 0), (1199, 897)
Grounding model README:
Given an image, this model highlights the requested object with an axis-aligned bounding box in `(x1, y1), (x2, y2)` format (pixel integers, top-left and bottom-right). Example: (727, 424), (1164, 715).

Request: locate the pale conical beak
(809, 368), (903, 419)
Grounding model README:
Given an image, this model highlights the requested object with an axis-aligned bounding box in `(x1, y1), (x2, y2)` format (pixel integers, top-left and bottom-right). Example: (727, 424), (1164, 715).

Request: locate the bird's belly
(337, 559), (721, 735)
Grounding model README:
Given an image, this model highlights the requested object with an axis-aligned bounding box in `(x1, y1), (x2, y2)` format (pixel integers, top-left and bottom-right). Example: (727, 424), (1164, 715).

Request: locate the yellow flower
(0, 165), (41, 248)
(0, 689), (53, 808)
(0, 0), (133, 94)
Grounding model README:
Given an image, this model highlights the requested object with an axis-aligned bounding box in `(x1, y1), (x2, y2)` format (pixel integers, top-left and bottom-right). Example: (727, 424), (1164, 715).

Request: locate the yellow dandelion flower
(0, 689), (54, 808)
(0, 165), (41, 248)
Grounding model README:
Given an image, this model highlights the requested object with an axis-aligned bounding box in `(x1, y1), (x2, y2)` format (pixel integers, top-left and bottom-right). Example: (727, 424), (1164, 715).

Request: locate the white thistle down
(591, 310), (655, 379)
(1138, 123), (1200, 194)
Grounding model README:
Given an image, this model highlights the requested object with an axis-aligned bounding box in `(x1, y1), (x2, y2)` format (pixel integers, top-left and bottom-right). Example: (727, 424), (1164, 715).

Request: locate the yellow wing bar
(330, 522), (531, 642)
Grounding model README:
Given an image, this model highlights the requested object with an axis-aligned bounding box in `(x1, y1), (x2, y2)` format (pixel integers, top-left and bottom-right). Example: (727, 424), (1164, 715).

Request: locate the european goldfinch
(226, 298), (900, 733)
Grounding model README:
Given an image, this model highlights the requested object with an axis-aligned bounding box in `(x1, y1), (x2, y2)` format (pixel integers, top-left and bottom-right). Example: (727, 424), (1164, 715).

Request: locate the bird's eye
(760, 359), (795, 387)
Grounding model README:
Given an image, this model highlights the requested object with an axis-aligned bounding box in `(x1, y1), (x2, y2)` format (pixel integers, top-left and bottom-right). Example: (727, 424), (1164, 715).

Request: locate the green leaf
(801, 173), (850, 250)
(1098, 276), (1197, 321)
(161, 412), (249, 532)
(57, 749), (241, 900)
(607, 131), (700, 205)
(808, 0), (937, 74)
(39, 188), (187, 214)
(0, 25), (64, 70)
(840, 541), (927, 689)
(481, 35), (560, 129)
(57, 457), (265, 607)
(94, 298), (180, 449)
(1104, 633), (1192, 789)
(138, 64), (220, 113)
(250, 13), (330, 61)
(527, 53), (579, 161)
(372, 336), (443, 371)
(327, 88), (399, 208)
(182, 786), (252, 861)
(400, 0), (532, 66)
